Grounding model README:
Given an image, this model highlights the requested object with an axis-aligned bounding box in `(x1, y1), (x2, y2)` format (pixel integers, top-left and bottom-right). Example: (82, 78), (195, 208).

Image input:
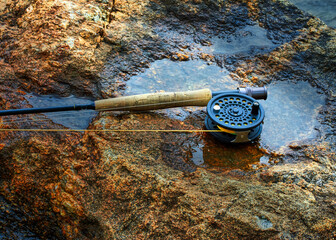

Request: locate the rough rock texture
(0, 0), (112, 97)
(0, 0), (335, 239)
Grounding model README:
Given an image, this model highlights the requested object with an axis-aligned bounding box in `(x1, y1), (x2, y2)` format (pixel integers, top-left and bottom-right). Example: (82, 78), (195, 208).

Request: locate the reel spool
(205, 93), (265, 143)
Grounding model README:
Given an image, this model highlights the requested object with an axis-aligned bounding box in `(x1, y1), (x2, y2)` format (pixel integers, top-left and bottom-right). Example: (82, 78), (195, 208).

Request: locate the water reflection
(187, 81), (326, 170)
(203, 24), (279, 55)
(24, 94), (96, 129)
(126, 60), (327, 170)
(125, 59), (236, 95)
(192, 137), (265, 171)
(125, 59), (238, 120)
(154, 23), (279, 57)
(289, 0), (336, 28)
(260, 81), (326, 150)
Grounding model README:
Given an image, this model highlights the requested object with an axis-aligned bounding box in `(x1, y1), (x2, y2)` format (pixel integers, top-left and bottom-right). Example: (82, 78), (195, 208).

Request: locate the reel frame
(205, 92), (265, 143)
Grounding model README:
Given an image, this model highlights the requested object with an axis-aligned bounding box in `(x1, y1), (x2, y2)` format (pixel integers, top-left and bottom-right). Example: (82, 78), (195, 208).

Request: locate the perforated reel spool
(205, 93), (265, 143)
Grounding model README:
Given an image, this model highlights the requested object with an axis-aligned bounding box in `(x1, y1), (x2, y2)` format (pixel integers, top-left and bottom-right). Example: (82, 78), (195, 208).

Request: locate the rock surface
(0, 0), (335, 239)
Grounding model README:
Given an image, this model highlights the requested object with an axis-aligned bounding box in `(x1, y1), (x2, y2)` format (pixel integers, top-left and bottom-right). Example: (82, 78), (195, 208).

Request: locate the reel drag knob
(205, 93), (265, 143)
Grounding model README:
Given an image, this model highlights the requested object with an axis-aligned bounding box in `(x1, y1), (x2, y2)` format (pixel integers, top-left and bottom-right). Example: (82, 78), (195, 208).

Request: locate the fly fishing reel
(205, 90), (266, 143)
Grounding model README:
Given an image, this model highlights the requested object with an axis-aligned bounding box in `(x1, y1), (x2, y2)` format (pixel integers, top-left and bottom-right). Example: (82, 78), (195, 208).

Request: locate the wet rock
(171, 52), (189, 61)
(0, 0), (336, 239)
(256, 215), (273, 230)
(0, 195), (45, 239)
(0, 0), (113, 97)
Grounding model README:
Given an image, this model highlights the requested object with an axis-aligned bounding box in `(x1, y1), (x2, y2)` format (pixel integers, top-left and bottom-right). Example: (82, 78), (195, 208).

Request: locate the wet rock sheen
(0, 0), (335, 239)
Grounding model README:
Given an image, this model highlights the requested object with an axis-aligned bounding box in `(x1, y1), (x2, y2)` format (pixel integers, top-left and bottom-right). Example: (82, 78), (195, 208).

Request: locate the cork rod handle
(94, 89), (212, 111)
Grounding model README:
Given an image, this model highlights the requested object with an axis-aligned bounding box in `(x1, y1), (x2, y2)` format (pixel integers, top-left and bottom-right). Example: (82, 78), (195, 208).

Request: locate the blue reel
(205, 93), (265, 143)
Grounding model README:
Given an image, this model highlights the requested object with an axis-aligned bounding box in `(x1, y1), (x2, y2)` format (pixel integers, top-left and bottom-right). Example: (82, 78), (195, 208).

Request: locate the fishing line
(0, 128), (223, 133)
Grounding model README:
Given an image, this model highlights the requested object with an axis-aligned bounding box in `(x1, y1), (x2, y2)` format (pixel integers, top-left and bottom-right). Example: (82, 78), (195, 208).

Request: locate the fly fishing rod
(0, 87), (267, 143)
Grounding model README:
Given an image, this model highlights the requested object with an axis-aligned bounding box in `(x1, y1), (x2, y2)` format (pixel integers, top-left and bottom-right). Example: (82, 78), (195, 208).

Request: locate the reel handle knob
(251, 102), (260, 115)
(213, 105), (221, 113)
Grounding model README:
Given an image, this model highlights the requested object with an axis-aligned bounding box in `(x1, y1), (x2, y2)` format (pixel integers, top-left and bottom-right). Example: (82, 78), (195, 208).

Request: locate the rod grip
(94, 89), (212, 111)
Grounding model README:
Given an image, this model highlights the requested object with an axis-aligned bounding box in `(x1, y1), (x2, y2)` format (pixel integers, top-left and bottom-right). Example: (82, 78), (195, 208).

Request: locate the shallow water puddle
(202, 24), (279, 55)
(189, 81), (325, 169)
(260, 81), (326, 151)
(24, 94), (97, 129)
(154, 23), (279, 57)
(125, 59), (236, 120)
(125, 59), (272, 170)
(125, 59), (235, 94)
(21, 66), (325, 171)
(289, 0), (336, 28)
(190, 140), (266, 171)
(126, 60), (326, 171)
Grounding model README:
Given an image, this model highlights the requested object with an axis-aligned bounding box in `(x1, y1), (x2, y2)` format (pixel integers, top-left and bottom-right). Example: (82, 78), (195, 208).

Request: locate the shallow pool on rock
(20, 65), (326, 172)
(125, 59), (236, 94)
(289, 0), (336, 28)
(189, 139), (267, 171)
(126, 60), (327, 171)
(260, 81), (326, 151)
(125, 59), (238, 120)
(202, 24), (279, 55)
(24, 94), (97, 129)
(154, 23), (279, 57)
(189, 81), (326, 170)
